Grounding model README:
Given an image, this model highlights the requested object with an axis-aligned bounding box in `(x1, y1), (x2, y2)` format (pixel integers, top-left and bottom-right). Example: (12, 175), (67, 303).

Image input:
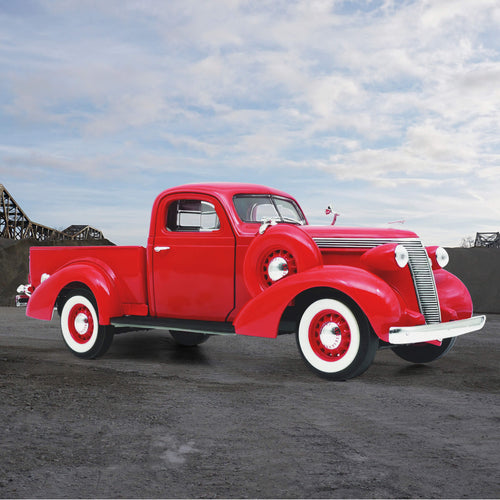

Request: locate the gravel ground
(0, 307), (499, 499)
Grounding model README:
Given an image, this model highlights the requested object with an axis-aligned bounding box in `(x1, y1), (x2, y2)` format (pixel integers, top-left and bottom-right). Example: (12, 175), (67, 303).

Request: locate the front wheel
(391, 337), (456, 363)
(296, 297), (378, 380)
(60, 291), (114, 359)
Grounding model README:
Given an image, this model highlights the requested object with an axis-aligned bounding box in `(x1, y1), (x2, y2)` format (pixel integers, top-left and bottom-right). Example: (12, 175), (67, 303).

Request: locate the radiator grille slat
(313, 237), (441, 324)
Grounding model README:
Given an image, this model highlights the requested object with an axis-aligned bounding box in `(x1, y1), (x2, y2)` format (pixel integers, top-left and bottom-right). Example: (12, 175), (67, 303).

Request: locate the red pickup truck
(26, 183), (485, 380)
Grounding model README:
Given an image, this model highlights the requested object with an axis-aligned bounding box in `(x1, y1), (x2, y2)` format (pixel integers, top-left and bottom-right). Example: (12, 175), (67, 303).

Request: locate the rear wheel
(391, 337), (456, 363)
(296, 297), (378, 380)
(60, 290), (114, 358)
(170, 331), (210, 346)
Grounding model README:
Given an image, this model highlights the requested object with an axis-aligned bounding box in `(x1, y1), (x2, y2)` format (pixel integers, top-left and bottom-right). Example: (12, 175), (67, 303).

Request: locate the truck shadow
(364, 349), (498, 394)
(109, 330), (212, 365)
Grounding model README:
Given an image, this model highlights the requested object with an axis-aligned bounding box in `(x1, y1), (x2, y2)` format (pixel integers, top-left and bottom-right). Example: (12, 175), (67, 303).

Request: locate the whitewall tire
(60, 291), (114, 358)
(392, 337), (456, 363)
(296, 297), (378, 380)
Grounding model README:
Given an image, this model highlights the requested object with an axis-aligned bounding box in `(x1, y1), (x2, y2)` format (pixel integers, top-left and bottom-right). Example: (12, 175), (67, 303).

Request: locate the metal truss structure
(474, 232), (500, 248)
(1, 183), (104, 241)
(62, 225), (104, 240)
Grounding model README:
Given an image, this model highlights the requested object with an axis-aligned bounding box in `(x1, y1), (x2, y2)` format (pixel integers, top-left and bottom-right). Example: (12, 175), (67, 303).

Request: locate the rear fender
(26, 262), (122, 324)
(234, 265), (404, 340)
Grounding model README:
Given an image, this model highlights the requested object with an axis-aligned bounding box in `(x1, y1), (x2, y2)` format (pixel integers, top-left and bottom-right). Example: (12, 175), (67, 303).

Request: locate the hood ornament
(325, 204), (340, 226)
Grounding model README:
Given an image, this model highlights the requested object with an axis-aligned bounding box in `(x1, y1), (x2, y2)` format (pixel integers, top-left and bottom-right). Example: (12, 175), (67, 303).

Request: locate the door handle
(154, 246), (171, 253)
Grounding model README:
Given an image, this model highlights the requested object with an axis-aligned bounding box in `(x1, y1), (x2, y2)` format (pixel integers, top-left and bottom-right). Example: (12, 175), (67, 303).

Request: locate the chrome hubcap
(74, 313), (89, 335)
(319, 322), (342, 350)
(268, 256), (289, 281)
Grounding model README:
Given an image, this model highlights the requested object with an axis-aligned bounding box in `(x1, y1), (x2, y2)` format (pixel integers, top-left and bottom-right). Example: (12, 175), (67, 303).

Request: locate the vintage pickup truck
(25, 183), (485, 380)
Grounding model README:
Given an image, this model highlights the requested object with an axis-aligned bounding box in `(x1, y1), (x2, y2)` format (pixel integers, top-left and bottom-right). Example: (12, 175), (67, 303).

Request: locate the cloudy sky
(1, 0), (499, 246)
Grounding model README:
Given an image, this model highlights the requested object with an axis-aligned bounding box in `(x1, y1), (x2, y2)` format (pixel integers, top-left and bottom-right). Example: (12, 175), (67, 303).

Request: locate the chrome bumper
(388, 315), (486, 345)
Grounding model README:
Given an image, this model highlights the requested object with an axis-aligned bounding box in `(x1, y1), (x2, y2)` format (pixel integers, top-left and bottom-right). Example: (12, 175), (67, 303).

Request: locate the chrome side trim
(388, 315), (486, 344)
(313, 237), (421, 248)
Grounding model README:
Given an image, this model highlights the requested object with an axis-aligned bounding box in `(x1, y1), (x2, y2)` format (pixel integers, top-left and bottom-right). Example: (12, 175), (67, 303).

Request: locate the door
(152, 194), (236, 321)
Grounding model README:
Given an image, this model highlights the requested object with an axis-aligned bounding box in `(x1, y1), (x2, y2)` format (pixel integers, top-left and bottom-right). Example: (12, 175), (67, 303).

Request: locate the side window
(166, 200), (220, 232)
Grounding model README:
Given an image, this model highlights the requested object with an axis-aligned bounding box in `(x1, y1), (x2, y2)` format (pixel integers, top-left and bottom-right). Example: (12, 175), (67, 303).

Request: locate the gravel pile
(0, 238), (113, 306)
(0, 238), (497, 312)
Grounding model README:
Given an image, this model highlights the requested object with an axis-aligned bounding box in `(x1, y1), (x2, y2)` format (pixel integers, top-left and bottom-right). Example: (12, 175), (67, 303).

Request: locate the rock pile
(0, 239), (497, 313)
(0, 238), (113, 306)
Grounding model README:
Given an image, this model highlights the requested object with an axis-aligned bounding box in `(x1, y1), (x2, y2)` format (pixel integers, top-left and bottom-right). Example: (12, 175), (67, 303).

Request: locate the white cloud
(0, 0), (499, 247)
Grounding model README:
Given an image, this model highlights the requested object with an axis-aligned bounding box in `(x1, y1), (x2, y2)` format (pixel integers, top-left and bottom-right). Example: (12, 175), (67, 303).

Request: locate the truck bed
(29, 246), (148, 308)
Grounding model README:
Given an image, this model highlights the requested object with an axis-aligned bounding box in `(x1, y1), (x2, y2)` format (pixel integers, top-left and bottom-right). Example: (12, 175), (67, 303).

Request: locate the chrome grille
(313, 237), (441, 324)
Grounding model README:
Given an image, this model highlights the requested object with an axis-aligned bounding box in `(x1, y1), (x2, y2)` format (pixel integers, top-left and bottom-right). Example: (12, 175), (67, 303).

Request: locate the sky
(1, 0), (500, 247)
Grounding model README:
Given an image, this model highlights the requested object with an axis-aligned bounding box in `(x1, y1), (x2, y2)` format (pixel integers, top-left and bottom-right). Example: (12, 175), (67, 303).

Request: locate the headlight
(436, 247), (449, 268)
(426, 246), (449, 269)
(361, 243), (409, 271)
(394, 244), (409, 268)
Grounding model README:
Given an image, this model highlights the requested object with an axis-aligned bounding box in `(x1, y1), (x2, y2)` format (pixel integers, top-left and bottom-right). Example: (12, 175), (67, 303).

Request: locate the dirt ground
(0, 307), (498, 499)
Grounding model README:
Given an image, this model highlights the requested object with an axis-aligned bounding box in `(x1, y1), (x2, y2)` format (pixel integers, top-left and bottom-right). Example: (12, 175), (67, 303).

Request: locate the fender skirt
(234, 265), (404, 341)
(26, 263), (123, 324)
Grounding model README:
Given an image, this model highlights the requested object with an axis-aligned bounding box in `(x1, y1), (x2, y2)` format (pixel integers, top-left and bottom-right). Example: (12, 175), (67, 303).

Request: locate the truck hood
(301, 225), (419, 241)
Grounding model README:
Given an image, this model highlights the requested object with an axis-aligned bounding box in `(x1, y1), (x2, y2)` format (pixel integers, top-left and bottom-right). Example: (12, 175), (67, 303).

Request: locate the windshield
(233, 195), (306, 225)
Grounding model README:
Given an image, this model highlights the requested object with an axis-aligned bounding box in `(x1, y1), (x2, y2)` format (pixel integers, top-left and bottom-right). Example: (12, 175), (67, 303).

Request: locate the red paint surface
(26, 183), (473, 342)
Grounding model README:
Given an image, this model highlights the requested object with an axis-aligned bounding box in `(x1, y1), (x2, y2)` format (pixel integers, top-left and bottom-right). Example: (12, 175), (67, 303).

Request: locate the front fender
(26, 263), (123, 324)
(435, 269), (473, 321)
(234, 265), (404, 340)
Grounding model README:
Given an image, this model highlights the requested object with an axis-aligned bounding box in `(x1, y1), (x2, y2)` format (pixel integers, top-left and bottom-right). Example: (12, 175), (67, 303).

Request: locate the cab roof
(159, 182), (294, 201)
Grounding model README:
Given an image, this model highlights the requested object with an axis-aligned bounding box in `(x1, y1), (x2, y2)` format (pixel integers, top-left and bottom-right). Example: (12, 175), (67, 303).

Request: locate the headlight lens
(394, 244), (409, 268)
(426, 246), (449, 269)
(436, 247), (449, 268)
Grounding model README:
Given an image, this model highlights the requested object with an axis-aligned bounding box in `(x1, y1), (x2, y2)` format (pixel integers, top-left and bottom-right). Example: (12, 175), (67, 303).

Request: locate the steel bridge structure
(474, 232), (500, 248)
(1, 183), (104, 241)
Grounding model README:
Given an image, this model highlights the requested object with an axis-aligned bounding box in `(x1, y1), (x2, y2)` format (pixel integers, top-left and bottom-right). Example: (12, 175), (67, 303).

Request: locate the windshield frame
(232, 194), (307, 225)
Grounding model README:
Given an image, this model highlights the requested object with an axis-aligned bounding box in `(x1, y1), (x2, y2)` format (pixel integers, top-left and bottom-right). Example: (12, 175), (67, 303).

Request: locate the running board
(110, 316), (236, 336)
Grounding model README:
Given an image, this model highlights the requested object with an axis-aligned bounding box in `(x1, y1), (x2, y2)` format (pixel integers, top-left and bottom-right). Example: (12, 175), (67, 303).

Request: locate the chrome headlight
(426, 246), (449, 269)
(361, 243), (409, 271)
(394, 244), (409, 268)
(435, 247), (449, 268)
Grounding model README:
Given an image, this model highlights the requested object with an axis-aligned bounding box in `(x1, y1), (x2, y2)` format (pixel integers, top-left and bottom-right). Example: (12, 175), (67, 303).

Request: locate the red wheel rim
(261, 249), (297, 288)
(308, 310), (351, 361)
(67, 303), (94, 344)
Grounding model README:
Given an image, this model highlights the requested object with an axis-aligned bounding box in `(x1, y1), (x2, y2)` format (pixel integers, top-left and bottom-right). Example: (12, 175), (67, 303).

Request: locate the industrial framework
(0, 183), (104, 241)
(474, 232), (500, 248)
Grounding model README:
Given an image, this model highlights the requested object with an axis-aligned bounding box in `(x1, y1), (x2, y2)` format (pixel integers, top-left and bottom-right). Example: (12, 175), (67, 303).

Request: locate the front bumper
(388, 315), (486, 345)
